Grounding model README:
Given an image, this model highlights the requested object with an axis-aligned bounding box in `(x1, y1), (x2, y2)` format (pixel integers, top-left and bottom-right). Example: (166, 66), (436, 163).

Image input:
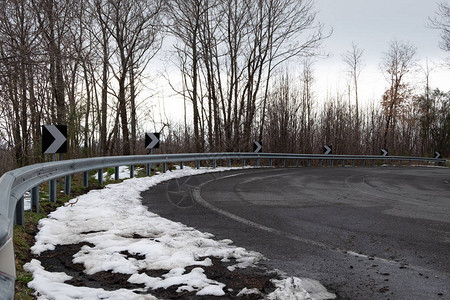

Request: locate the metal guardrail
(0, 152), (446, 298)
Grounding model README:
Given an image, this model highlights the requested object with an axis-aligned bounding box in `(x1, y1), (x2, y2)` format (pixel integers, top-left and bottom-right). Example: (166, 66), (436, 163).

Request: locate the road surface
(142, 167), (450, 299)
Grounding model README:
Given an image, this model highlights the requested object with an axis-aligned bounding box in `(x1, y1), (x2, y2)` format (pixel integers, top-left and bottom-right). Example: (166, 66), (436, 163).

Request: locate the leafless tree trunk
(33, 0), (71, 124)
(90, 0), (112, 156)
(102, 0), (163, 155)
(430, 2), (450, 53)
(380, 40), (417, 151)
(300, 58), (316, 153)
(0, 0), (38, 166)
(165, 0), (207, 152)
(342, 42), (365, 151)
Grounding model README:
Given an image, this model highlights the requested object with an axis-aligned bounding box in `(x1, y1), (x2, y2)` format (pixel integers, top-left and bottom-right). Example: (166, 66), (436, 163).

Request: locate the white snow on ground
(24, 166), (335, 300)
(269, 277), (337, 300)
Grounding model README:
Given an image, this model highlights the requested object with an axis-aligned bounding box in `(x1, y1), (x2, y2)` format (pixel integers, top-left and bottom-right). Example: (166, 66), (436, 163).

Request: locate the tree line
(0, 0), (449, 175)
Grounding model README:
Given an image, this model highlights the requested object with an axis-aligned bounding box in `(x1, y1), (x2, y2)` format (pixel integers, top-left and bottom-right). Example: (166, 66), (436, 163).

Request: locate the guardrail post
(242, 159), (246, 167)
(162, 163), (167, 173)
(213, 159), (217, 168)
(256, 158), (260, 167)
(115, 166), (120, 180)
(180, 161), (184, 169)
(49, 179), (56, 202)
(227, 159), (231, 168)
(352, 160), (355, 167)
(269, 158), (273, 166)
(64, 175), (71, 195)
(399, 160), (402, 167)
(319, 160), (322, 167)
(196, 160), (200, 169)
(14, 196), (24, 226)
(330, 160), (333, 167)
(362, 160), (365, 167)
(282, 159), (286, 167)
(342, 159), (345, 167)
(98, 169), (103, 185)
(307, 160), (311, 168)
(31, 186), (39, 213)
(130, 165), (135, 178)
(371, 160), (374, 167)
(295, 159), (298, 167)
(83, 171), (88, 187)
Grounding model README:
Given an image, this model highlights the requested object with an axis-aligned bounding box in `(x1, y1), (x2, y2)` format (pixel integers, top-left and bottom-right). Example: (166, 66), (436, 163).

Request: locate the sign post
(253, 141), (262, 166)
(323, 145), (332, 167)
(145, 133), (160, 175)
(42, 125), (67, 203)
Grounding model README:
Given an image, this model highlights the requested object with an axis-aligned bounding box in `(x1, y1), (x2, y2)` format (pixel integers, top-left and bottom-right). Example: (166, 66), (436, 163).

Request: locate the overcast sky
(312, 0), (450, 104)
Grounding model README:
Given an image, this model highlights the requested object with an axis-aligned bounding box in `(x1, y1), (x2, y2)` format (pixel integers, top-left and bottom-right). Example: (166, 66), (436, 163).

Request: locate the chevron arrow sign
(381, 149), (388, 156)
(323, 145), (332, 155)
(145, 132), (160, 149)
(253, 141), (262, 153)
(435, 151), (441, 159)
(42, 125), (67, 154)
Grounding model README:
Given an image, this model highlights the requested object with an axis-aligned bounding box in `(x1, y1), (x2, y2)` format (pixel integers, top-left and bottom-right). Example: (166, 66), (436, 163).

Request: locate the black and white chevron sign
(42, 125), (67, 154)
(145, 132), (160, 149)
(253, 141), (262, 153)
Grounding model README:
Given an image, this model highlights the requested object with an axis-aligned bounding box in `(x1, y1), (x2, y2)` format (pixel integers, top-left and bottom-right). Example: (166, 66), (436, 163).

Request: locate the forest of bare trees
(0, 0), (449, 175)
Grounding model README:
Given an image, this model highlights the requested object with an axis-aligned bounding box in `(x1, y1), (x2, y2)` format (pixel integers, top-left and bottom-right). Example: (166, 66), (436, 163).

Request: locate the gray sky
(312, 0), (450, 103)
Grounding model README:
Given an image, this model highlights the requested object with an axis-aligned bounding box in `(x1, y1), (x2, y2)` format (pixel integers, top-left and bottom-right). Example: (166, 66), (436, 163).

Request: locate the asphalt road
(141, 167), (450, 299)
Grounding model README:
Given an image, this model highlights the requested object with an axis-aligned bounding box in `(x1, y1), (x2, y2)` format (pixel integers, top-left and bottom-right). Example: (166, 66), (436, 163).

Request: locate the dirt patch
(35, 243), (278, 299)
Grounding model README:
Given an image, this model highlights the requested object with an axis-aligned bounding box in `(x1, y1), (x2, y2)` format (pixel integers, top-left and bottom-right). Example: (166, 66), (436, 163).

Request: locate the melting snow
(24, 166), (335, 299)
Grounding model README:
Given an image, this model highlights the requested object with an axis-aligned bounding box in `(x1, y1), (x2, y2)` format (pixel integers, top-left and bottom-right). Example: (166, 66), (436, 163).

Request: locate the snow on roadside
(24, 166), (335, 300)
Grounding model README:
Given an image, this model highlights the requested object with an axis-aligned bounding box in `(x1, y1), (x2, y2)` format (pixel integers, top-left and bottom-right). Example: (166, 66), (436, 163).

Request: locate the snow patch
(269, 277), (336, 300)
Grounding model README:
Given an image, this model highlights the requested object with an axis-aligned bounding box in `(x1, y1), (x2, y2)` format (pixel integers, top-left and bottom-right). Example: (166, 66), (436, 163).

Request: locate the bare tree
(0, 0), (40, 166)
(430, 2), (450, 53)
(380, 40), (417, 151)
(264, 72), (301, 153)
(32, 0), (75, 124)
(101, 0), (163, 155)
(224, 0), (326, 151)
(167, 0), (326, 152)
(88, 0), (114, 156)
(165, 0), (210, 152)
(299, 58), (316, 153)
(342, 42), (365, 135)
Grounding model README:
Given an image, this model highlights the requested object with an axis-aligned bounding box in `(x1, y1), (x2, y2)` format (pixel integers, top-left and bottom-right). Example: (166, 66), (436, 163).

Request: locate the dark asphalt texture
(141, 167), (450, 300)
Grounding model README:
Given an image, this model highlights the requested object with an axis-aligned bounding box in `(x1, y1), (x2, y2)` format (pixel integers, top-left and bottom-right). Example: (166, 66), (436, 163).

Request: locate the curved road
(141, 167), (450, 299)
